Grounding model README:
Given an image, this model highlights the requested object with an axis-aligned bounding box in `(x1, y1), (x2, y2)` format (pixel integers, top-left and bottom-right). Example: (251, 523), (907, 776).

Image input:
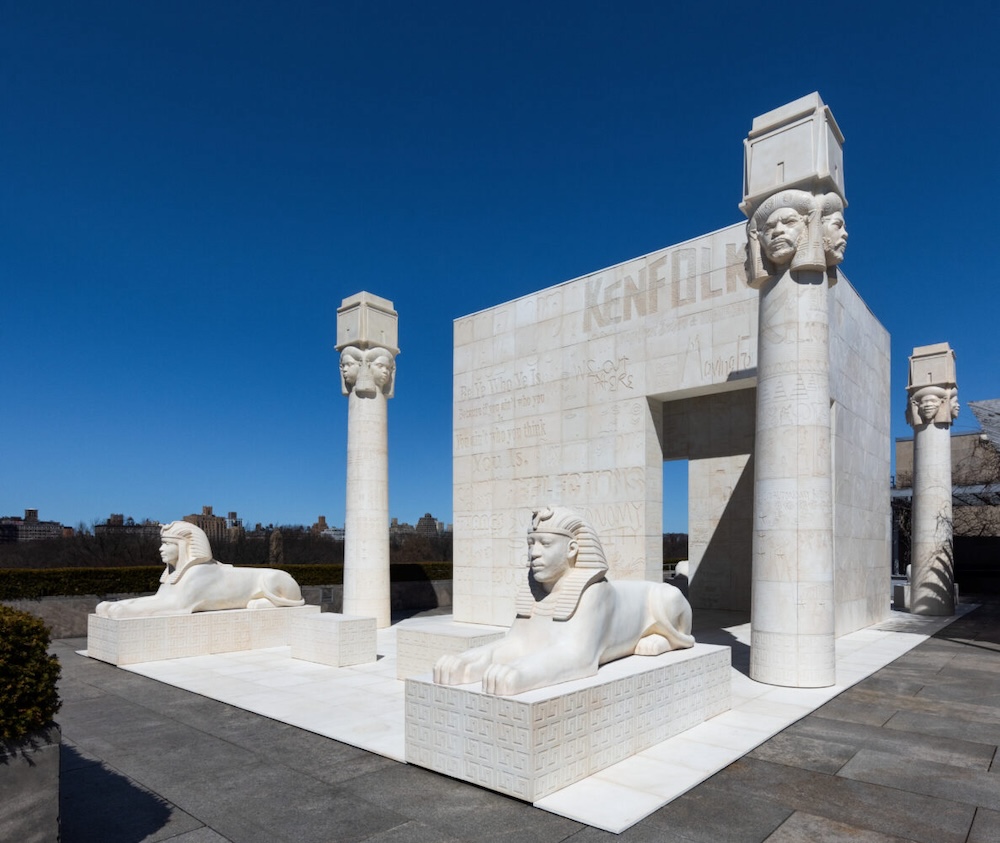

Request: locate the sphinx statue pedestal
(87, 605), (321, 666)
(406, 644), (731, 802)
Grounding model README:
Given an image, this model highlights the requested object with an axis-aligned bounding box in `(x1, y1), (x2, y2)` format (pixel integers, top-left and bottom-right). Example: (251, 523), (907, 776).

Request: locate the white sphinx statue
(95, 521), (305, 619)
(434, 506), (695, 695)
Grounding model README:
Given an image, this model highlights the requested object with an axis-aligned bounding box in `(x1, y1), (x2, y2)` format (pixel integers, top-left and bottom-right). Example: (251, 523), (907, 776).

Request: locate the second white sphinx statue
(434, 506), (695, 695)
(95, 520), (305, 618)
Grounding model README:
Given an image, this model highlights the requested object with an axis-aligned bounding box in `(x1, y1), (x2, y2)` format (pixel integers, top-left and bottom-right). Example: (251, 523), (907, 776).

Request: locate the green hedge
(0, 562), (454, 601)
(0, 606), (61, 742)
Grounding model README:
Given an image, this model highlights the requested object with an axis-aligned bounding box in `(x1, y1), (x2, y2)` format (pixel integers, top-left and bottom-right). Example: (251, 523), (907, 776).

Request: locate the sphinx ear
(566, 539), (579, 563)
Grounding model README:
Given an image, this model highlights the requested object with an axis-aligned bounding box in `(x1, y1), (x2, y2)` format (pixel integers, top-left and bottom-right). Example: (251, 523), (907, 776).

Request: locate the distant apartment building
(389, 517), (416, 542)
(183, 506), (245, 543)
(95, 514), (162, 539)
(0, 509), (65, 542)
(311, 515), (345, 541)
(415, 513), (443, 537)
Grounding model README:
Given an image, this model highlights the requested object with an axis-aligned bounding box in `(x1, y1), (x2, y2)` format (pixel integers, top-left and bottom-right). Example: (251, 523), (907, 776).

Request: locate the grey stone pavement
(55, 597), (1000, 843)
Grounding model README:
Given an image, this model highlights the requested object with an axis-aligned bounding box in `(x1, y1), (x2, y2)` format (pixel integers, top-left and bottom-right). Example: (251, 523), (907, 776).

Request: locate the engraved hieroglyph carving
(434, 507), (694, 696)
(95, 521), (305, 618)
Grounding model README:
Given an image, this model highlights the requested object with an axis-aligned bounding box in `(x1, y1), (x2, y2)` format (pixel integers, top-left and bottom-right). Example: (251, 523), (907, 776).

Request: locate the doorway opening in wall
(663, 459), (689, 579)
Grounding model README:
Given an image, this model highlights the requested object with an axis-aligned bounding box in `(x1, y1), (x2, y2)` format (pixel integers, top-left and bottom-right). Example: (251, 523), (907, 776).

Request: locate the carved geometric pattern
(405, 645), (731, 801)
(85, 605), (321, 666)
(289, 613), (377, 667)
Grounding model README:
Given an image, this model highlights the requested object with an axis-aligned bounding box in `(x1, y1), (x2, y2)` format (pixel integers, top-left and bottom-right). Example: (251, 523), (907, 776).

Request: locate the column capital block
(336, 291), (399, 354)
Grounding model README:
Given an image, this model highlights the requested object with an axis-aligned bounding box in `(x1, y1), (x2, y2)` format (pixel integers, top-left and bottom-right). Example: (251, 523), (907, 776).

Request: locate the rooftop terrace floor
(55, 596), (1000, 842)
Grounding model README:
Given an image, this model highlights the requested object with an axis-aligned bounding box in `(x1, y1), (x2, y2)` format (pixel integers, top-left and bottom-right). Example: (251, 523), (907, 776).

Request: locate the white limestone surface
(452, 223), (759, 626)
(86, 605), (320, 666)
(407, 644), (731, 801)
(395, 620), (506, 680)
(290, 612), (377, 667)
(92, 607), (974, 833)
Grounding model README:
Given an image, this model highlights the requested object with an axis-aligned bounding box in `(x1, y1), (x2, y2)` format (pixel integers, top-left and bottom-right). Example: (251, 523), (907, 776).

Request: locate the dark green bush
(0, 606), (61, 742)
(0, 562), (455, 601)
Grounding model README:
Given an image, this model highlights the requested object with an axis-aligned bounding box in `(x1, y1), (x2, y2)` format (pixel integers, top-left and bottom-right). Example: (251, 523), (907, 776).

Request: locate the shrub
(0, 606), (61, 742)
(0, 562), (455, 600)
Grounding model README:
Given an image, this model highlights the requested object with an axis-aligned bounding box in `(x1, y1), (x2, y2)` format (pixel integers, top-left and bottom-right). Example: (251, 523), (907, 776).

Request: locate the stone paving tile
(710, 757), (975, 843)
(621, 780), (793, 843)
(842, 684), (1000, 727)
(969, 808), (1000, 843)
(788, 715), (996, 770)
(60, 747), (206, 843)
(849, 673), (929, 697)
(357, 819), (467, 843)
(883, 707), (1000, 746)
(808, 694), (897, 727)
(166, 830), (233, 843)
(838, 748), (1000, 811)
(160, 763), (408, 843)
(747, 730), (858, 774)
(339, 762), (584, 843)
(762, 811), (915, 843)
(917, 678), (1000, 707)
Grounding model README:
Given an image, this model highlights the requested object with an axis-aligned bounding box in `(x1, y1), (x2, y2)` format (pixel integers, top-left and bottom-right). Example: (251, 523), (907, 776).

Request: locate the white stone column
(336, 292), (399, 629)
(906, 344), (958, 616)
(740, 94), (847, 687)
(749, 267), (835, 687)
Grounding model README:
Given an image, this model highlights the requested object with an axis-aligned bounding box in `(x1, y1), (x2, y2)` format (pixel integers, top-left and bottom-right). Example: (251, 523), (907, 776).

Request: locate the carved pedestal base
(405, 644), (731, 802)
(395, 621), (506, 680)
(86, 605), (321, 666)
(290, 612), (377, 667)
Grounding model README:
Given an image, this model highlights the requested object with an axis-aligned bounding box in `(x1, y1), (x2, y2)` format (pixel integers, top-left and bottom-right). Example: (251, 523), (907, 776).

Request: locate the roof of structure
(969, 399), (1000, 450)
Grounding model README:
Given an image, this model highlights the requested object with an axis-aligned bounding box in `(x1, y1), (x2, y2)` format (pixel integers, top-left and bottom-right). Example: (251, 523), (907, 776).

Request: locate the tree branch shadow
(60, 743), (179, 843)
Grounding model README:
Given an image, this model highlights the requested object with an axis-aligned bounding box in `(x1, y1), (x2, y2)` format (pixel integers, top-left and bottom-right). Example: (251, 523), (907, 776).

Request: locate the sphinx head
(159, 520), (214, 580)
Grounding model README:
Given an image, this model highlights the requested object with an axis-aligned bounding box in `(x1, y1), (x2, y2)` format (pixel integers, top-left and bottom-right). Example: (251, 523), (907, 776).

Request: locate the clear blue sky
(3, 2), (998, 533)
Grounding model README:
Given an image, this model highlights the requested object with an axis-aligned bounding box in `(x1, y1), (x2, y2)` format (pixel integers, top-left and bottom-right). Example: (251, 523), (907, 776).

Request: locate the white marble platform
(83, 606), (974, 833)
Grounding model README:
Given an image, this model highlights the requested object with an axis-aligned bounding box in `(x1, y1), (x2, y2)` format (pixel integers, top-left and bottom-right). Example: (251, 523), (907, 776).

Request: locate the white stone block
(86, 605), (320, 666)
(289, 613), (377, 667)
(405, 644), (730, 802)
(395, 622), (506, 680)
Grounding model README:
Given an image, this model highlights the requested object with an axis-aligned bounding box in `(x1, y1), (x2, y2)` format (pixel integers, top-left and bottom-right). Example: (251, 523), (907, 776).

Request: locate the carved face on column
(759, 208), (808, 265)
(908, 386), (956, 426)
(821, 211), (848, 264)
(365, 347), (396, 397)
(368, 351), (394, 391)
(917, 393), (942, 423)
(339, 347), (364, 395)
(746, 188), (824, 285)
(818, 193), (848, 267)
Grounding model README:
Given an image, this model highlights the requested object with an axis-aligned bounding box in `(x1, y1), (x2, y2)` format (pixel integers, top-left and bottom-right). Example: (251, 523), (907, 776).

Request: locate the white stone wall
(453, 223), (757, 624)
(829, 276), (892, 634)
(453, 226), (889, 632)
